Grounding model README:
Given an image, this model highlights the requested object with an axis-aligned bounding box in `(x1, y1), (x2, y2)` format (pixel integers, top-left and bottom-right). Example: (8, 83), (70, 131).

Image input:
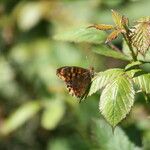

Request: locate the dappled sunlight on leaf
(89, 68), (124, 96)
(99, 75), (135, 127)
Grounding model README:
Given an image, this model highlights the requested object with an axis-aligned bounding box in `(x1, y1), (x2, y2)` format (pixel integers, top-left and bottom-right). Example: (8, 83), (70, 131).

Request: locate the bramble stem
(122, 26), (137, 61)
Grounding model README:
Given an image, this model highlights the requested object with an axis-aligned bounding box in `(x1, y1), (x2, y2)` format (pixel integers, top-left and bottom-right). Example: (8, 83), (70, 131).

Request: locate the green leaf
(53, 26), (107, 44)
(93, 45), (130, 61)
(126, 69), (142, 78)
(99, 75), (135, 127)
(91, 119), (142, 150)
(89, 69), (124, 96)
(125, 61), (142, 70)
(0, 101), (41, 135)
(133, 74), (150, 94)
(41, 99), (65, 130)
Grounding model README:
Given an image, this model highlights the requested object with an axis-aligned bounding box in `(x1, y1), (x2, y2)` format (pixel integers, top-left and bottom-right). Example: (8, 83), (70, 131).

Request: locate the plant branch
(122, 26), (137, 61)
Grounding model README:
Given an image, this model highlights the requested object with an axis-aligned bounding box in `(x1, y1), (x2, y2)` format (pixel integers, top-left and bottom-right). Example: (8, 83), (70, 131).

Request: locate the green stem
(122, 33), (137, 61)
(122, 23), (137, 61)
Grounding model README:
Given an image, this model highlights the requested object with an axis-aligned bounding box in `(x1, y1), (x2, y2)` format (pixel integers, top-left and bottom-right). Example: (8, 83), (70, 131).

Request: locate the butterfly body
(56, 66), (94, 99)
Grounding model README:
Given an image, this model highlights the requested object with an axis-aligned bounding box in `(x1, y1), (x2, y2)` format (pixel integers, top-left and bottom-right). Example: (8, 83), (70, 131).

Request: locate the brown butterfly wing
(66, 70), (92, 98)
(56, 66), (93, 98)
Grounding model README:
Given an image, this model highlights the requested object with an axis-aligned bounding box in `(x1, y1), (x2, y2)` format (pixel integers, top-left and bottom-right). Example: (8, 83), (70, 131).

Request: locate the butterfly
(56, 66), (94, 101)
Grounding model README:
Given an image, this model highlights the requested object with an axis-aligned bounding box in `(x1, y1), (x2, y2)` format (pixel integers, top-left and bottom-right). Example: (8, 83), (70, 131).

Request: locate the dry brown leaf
(130, 22), (150, 55)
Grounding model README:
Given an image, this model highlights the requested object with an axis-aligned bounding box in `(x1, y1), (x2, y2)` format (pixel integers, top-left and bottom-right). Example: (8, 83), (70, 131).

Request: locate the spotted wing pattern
(56, 66), (94, 98)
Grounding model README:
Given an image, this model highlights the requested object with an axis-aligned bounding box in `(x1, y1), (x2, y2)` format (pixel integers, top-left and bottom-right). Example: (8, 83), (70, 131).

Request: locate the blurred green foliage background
(0, 0), (150, 150)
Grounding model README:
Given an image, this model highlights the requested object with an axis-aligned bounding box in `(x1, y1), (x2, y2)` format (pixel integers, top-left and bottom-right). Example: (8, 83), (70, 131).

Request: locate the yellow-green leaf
(125, 61), (142, 70)
(88, 24), (114, 30)
(99, 75), (135, 127)
(133, 74), (150, 94)
(88, 69), (124, 96)
(111, 10), (123, 28)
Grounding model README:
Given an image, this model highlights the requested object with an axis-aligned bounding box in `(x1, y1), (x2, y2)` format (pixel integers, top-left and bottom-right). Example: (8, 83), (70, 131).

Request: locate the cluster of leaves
(87, 10), (150, 127)
(55, 10), (150, 128)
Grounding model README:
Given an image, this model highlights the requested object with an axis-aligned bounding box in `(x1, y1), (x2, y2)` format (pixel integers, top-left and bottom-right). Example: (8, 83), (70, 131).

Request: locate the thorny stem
(122, 25), (137, 62)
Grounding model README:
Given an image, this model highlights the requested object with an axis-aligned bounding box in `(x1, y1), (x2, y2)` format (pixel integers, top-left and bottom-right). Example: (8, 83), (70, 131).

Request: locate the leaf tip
(86, 25), (94, 29)
(111, 126), (116, 135)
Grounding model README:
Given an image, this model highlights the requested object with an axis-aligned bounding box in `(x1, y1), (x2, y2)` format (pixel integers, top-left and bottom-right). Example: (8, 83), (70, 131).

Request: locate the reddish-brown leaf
(105, 29), (125, 43)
